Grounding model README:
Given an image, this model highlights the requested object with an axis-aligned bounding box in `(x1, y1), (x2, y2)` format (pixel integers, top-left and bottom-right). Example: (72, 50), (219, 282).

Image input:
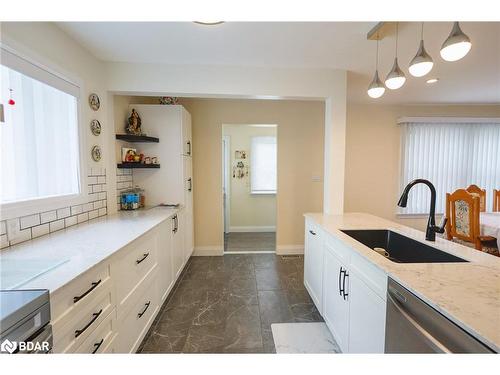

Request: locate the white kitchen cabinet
(157, 220), (174, 303)
(183, 156), (194, 260)
(322, 244), (349, 352)
(181, 108), (192, 157)
(348, 271), (386, 353)
(304, 219), (324, 312)
(171, 213), (185, 279)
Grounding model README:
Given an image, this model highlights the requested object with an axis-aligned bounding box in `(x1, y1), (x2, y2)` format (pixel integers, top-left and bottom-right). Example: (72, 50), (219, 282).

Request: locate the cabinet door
(157, 221), (174, 303)
(348, 272), (386, 353)
(303, 221), (324, 312)
(183, 157), (194, 259)
(181, 108), (192, 156)
(172, 214), (184, 279)
(322, 246), (350, 352)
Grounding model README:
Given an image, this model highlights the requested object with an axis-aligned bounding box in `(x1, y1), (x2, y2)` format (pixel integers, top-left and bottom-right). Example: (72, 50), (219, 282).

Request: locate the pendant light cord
(420, 22), (424, 40)
(395, 22), (399, 57)
(376, 37), (379, 70)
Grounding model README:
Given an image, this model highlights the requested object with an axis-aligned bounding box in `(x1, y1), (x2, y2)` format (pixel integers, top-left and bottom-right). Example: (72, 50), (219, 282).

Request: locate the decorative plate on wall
(91, 145), (102, 162)
(89, 93), (100, 111)
(90, 119), (101, 136)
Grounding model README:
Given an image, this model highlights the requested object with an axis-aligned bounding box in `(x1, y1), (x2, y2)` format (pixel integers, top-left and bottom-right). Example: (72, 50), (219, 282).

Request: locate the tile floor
(224, 232), (276, 252)
(138, 254), (323, 353)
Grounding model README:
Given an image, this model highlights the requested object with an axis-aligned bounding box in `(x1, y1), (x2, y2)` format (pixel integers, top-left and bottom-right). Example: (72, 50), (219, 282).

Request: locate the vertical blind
(399, 119), (500, 214)
(0, 64), (80, 204)
(250, 136), (277, 194)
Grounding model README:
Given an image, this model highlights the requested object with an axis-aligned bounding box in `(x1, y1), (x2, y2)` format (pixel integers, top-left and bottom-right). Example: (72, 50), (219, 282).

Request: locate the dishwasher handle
(387, 293), (451, 353)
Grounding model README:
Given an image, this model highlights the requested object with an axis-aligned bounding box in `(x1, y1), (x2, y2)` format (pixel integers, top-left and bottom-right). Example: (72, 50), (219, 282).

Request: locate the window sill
(250, 191), (276, 196)
(396, 213), (444, 219)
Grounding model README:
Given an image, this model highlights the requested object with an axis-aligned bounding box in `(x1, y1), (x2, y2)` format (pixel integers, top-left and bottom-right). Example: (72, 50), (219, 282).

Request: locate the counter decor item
(88, 93), (100, 111)
(90, 119), (101, 136)
(126, 109), (142, 135)
(91, 145), (102, 162)
(122, 147), (140, 163)
(120, 186), (145, 210)
(159, 96), (179, 105)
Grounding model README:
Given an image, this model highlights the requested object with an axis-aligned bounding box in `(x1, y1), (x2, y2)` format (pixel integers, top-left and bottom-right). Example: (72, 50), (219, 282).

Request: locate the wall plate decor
(89, 93), (100, 111)
(90, 119), (101, 136)
(91, 145), (102, 162)
(159, 96), (179, 105)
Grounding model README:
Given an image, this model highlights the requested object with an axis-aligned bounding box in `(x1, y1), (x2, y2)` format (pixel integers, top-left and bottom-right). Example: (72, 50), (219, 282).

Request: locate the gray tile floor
(138, 254), (322, 353)
(224, 232), (276, 252)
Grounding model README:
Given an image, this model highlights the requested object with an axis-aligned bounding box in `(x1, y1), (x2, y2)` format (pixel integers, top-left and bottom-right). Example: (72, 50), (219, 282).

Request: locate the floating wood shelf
(117, 163), (160, 169)
(116, 134), (159, 143)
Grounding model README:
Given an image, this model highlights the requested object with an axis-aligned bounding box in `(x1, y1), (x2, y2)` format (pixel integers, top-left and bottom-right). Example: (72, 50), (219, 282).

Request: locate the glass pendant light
(440, 22), (471, 61)
(385, 23), (406, 90)
(367, 39), (386, 99)
(409, 22), (434, 77)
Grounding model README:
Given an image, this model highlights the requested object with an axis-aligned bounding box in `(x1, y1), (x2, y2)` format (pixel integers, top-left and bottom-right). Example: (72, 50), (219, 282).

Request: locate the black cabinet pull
(92, 338), (104, 354)
(188, 178), (192, 192)
(73, 279), (102, 303)
(339, 267), (344, 296)
(136, 253), (149, 264)
(309, 230), (316, 235)
(138, 301), (151, 318)
(75, 309), (103, 338)
(172, 215), (178, 233)
(187, 141), (191, 155)
(342, 271), (349, 300)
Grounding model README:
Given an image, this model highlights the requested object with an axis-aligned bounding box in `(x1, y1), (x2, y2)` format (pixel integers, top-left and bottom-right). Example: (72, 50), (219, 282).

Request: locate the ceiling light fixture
(385, 22), (406, 90)
(426, 78), (439, 84)
(193, 21), (224, 26)
(409, 22), (434, 77)
(440, 22), (472, 62)
(367, 38), (386, 99)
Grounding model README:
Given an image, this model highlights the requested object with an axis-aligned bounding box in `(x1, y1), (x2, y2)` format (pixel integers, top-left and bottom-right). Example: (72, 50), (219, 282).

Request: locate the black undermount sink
(340, 229), (468, 264)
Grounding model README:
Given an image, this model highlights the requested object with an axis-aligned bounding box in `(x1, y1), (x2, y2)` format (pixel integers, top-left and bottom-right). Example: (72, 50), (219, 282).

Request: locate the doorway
(222, 124), (277, 253)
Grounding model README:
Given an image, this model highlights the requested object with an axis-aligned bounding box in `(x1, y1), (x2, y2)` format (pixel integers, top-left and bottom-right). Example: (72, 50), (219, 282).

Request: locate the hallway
(224, 232), (276, 252)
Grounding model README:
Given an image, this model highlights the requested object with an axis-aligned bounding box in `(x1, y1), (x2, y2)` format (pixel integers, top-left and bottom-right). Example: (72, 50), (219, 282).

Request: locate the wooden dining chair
(445, 189), (497, 251)
(494, 189), (500, 212)
(465, 184), (486, 212)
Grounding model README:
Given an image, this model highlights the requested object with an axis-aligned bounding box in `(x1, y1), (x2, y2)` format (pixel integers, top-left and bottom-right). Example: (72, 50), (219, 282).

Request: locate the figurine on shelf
(126, 109), (142, 135)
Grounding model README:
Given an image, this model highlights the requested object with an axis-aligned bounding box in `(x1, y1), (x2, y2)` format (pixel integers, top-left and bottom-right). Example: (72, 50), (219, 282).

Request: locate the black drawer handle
(74, 279), (102, 303)
(187, 141), (191, 155)
(75, 309), (103, 338)
(339, 267), (344, 296)
(92, 338), (104, 354)
(136, 252), (150, 264)
(309, 230), (316, 235)
(342, 270), (349, 300)
(138, 301), (151, 318)
(188, 178), (192, 192)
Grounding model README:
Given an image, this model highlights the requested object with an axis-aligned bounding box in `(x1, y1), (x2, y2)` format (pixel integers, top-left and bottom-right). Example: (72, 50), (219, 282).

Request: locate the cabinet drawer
(50, 261), (111, 325)
(74, 309), (117, 354)
(114, 269), (159, 353)
(350, 251), (387, 300)
(325, 233), (352, 265)
(53, 282), (114, 353)
(114, 230), (158, 308)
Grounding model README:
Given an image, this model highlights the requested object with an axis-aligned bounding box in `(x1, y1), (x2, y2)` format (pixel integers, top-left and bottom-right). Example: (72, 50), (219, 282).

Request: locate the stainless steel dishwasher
(385, 278), (495, 353)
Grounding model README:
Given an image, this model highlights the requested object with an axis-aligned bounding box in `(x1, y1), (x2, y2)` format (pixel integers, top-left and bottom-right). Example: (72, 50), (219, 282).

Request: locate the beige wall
(180, 98), (325, 252)
(344, 103), (500, 231)
(223, 125), (277, 230)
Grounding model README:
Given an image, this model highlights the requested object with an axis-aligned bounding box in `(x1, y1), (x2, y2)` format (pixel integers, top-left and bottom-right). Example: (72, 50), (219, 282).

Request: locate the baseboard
(276, 245), (304, 255)
(193, 246), (224, 256)
(229, 226), (276, 233)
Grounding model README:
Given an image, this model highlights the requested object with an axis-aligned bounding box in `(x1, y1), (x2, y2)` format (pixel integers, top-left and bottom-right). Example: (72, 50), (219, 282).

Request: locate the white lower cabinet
(157, 220), (174, 303)
(304, 220), (324, 312)
(172, 213), (185, 279)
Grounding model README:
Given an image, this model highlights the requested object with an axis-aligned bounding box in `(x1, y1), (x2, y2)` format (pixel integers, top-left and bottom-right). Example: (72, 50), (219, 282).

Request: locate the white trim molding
(397, 116), (500, 124)
(193, 246), (224, 256)
(276, 245), (304, 255)
(229, 226), (276, 233)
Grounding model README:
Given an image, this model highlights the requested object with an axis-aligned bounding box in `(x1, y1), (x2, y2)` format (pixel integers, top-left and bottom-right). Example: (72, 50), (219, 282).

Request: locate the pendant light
(440, 22), (471, 61)
(367, 38), (385, 99)
(409, 22), (433, 77)
(385, 23), (406, 90)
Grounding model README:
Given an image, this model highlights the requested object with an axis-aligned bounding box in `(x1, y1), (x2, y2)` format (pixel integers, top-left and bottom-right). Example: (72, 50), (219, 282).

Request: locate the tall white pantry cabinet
(130, 104), (194, 264)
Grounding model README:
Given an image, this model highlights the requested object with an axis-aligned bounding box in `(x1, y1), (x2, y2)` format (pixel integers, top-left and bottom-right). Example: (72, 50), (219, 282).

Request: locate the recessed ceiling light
(193, 21), (224, 26)
(426, 78), (439, 84)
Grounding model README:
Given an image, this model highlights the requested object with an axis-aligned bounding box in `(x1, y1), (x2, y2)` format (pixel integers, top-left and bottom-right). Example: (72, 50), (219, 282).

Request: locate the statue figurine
(126, 109), (142, 135)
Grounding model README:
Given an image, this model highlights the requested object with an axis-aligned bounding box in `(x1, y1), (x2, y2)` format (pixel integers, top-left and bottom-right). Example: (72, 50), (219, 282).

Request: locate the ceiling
(57, 22), (500, 104)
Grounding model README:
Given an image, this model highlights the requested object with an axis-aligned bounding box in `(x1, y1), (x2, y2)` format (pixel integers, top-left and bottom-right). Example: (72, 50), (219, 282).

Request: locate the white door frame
(222, 135), (231, 233)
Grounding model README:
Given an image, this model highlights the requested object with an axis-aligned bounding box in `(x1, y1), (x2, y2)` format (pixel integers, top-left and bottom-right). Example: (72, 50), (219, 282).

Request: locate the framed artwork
(235, 150), (247, 159)
(122, 147), (137, 162)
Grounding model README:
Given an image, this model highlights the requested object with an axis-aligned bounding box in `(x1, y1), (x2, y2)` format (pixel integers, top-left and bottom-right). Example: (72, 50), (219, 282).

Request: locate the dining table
(480, 212), (500, 249)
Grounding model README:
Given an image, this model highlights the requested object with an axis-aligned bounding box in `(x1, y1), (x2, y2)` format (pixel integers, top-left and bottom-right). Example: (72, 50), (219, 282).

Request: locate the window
(250, 136), (277, 194)
(1, 48), (82, 211)
(399, 118), (500, 215)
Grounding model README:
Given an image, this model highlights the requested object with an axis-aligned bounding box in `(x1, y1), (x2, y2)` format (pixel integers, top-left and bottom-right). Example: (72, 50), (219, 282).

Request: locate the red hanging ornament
(8, 89), (15, 106)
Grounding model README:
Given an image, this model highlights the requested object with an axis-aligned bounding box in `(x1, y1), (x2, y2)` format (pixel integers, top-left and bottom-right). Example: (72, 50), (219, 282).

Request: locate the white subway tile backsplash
(57, 207), (71, 219)
(1, 234), (8, 249)
(49, 219), (65, 233)
(40, 210), (57, 224)
(98, 192), (107, 200)
(77, 213), (89, 223)
(71, 205), (83, 216)
(97, 176), (106, 184)
(92, 184), (102, 193)
(32, 223), (50, 238)
(65, 216), (77, 228)
(83, 203), (94, 212)
(20, 214), (40, 229)
(98, 207), (107, 216)
(87, 176), (98, 184)
(93, 200), (103, 209)
(88, 209), (99, 220)
(9, 228), (32, 246)
(0, 221), (6, 235)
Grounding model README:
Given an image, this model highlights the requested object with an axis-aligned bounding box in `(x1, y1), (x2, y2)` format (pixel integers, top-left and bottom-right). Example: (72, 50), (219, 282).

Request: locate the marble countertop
(305, 212), (500, 352)
(0, 207), (179, 294)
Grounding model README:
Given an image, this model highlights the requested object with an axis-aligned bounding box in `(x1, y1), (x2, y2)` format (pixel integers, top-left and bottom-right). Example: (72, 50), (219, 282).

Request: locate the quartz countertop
(0, 207), (179, 294)
(305, 212), (500, 353)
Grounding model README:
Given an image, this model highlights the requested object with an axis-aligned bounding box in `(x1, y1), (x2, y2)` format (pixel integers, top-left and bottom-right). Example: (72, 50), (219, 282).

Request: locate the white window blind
(250, 136), (277, 194)
(399, 119), (500, 214)
(0, 63), (81, 204)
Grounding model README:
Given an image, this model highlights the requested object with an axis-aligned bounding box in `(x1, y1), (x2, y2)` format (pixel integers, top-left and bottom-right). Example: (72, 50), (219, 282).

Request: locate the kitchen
(0, 4), (499, 374)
